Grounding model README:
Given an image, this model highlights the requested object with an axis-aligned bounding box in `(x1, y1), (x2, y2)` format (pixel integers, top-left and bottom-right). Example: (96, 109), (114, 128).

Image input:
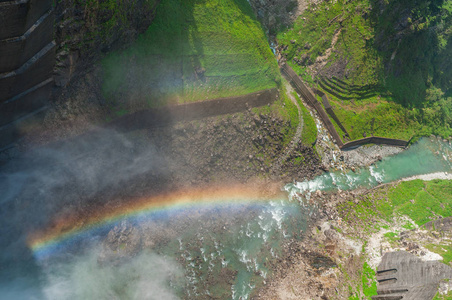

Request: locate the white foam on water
(270, 206), (285, 230)
(253, 258), (259, 273)
(258, 217), (272, 234)
(238, 249), (251, 265)
(245, 224), (253, 237)
(231, 285), (236, 300)
(297, 175), (327, 192)
(369, 166), (384, 183)
(221, 257), (229, 268)
(330, 172), (339, 186)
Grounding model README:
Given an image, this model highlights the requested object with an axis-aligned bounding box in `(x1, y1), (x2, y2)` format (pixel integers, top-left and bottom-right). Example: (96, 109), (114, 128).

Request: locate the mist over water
(0, 129), (310, 299)
(41, 251), (182, 300)
(0, 133), (451, 299)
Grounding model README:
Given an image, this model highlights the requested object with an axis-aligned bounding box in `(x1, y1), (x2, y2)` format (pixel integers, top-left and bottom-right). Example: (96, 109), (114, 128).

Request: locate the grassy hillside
(102, 0), (280, 110)
(341, 180), (452, 229)
(337, 179), (452, 299)
(277, 0), (452, 141)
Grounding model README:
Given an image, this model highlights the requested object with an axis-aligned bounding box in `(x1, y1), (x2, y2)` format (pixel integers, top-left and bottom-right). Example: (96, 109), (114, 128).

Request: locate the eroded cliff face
(247, 0), (314, 36)
(24, 0), (163, 147)
(53, 0), (161, 87)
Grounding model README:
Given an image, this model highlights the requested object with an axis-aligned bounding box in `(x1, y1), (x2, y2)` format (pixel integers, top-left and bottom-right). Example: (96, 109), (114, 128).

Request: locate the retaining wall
(342, 137), (408, 149)
(0, 0), (55, 148)
(0, 41), (55, 103)
(281, 64), (344, 147)
(0, 0), (52, 40)
(0, 9), (54, 73)
(282, 64), (409, 150)
(0, 78), (53, 125)
(110, 88), (279, 131)
(313, 88), (349, 137)
(373, 251), (452, 300)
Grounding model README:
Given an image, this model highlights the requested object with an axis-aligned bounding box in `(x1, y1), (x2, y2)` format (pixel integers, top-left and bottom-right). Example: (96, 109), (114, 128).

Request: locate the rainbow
(28, 183), (286, 259)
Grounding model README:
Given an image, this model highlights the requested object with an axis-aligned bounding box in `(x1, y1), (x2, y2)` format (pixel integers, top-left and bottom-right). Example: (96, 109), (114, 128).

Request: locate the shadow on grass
(368, 0), (451, 108)
(101, 0), (206, 108)
(101, 0), (278, 111)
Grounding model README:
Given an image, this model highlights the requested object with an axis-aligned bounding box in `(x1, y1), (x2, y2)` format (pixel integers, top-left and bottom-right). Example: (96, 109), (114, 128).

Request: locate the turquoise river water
(0, 137), (451, 299)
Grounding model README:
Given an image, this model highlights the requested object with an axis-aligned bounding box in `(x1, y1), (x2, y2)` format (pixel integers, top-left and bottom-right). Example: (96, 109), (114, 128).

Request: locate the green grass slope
(340, 179), (452, 229)
(102, 0), (279, 110)
(277, 0), (452, 141)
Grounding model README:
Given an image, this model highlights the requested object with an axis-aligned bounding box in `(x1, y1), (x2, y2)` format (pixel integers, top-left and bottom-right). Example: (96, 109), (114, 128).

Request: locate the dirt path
(271, 82), (304, 174)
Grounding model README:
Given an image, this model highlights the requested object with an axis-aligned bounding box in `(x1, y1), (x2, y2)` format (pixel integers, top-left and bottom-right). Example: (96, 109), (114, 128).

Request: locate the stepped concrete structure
(373, 251), (452, 300)
(0, 0), (55, 149)
(281, 64), (409, 150)
(313, 88), (349, 137)
(281, 63), (344, 147)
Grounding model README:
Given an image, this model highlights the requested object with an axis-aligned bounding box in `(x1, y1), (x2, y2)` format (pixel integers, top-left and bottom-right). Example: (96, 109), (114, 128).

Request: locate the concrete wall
(0, 41), (55, 103)
(281, 64), (409, 150)
(341, 136), (408, 149)
(0, 0), (55, 149)
(0, 0), (52, 39)
(0, 9), (54, 73)
(109, 88), (279, 132)
(313, 88), (350, 137)
(373, 251), (452, 300)
(0, 78), (53, 125)
(281, 64), (344, 147)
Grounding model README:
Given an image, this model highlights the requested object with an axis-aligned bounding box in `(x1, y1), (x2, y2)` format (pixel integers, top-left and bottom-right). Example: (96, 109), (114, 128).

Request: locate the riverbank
(294, 80), (405, 171)
(401, 172), (452, 182)
(256, 175), (452, 299)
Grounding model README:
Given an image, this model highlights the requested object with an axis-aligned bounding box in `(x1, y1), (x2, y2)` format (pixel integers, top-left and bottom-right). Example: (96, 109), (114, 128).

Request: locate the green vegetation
(386, 180), (452, 226)
(280, 87), (300, 145)
(253, 84), (300, 148)
(69, 0), (160, 50)
(324, 94), (419, 141)
(277, 0), (452, 140)
(433, 287), (452, 300)
(383, 232), (399, 244)
(426, 243), (452, 265)
(102, 0), (279, 110)
(292, 92), (318, 145)
(338, 180), (452, 298)
(339, 180), (452, 237)
(361, 262), (378, 299)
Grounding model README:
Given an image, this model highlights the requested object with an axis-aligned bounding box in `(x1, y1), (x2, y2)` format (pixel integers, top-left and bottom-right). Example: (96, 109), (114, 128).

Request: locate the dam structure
(0, 0), (56, 150)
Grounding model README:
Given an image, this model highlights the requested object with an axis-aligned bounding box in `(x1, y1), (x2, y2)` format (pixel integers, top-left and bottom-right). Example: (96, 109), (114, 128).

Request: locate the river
(0, 137), (451, 299)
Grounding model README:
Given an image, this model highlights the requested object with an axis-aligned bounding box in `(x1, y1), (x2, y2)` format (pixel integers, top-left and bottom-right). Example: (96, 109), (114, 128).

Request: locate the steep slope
(277, 0), (452, 141)
(101, 0), (280, 111)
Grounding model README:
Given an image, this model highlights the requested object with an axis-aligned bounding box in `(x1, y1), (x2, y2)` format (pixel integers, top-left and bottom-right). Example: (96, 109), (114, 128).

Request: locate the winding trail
(271, 82), (304, 174)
